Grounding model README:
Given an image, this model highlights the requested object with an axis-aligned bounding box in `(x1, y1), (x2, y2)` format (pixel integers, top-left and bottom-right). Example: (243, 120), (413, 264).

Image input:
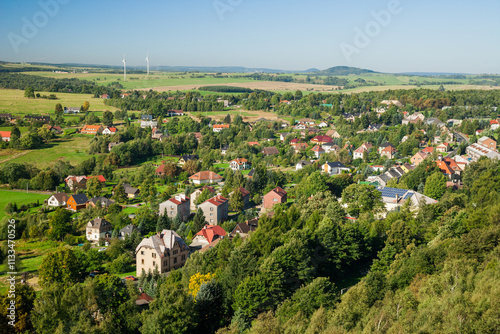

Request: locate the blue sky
(1, 0), (499, 73)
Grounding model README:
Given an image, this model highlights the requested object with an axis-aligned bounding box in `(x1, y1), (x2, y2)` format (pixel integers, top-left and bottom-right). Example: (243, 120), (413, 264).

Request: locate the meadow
(0, 189), (48, 220)
(0, 88), (119, 117)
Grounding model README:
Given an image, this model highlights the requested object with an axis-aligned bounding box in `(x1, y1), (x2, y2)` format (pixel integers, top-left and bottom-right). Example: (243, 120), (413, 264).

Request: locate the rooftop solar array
(377, 187), (414, 199)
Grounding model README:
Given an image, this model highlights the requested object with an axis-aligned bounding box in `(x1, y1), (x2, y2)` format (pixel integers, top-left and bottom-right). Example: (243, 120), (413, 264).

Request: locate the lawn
(0, 190), (48, 220)
(3, 134), (95, 168)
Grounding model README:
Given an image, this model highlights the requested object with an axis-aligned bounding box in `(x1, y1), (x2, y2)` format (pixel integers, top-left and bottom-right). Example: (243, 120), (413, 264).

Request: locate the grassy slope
(0, 190), (48, 220)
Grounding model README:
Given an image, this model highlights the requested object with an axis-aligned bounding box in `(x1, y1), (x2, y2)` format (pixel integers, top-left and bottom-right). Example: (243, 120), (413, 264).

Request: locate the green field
(0, 134), (95, 167)
(22, 71), (257, 90)
(0, 190), (48, 220)
(0, 88), (119, 116)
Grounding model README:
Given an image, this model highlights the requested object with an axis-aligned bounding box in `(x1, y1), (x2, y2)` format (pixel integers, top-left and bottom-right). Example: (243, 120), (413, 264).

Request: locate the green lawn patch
(0, 190), (48, 221)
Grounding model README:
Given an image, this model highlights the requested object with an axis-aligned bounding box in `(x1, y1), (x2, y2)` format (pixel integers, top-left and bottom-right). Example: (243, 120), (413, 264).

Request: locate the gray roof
(325, 161), (346, 168)
(122, 183), (140, 195)
(71, 193), (88, 204)
(120, 224), (139, 236)
(135, 229), (186, 255)
(87, 217), (111, 229)
(88, 196), (115, 207)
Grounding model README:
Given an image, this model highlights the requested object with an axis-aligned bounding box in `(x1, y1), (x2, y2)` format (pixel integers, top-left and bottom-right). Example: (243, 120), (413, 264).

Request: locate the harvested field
(142, 81), (342, 92)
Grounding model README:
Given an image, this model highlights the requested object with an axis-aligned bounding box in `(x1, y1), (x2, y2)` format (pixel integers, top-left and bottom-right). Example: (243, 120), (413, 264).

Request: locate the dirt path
(0, 150), (31, 164)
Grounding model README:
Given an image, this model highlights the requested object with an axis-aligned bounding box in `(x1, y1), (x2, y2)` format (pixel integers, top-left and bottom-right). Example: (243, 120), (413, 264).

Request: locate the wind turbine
(145, 52), (150, 77)
(122, 54), (126, 81)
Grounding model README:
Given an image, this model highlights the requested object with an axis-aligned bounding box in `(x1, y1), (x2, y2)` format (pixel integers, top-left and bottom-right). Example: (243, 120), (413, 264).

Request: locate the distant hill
(303, 68), (320, 73)
(399, 72), (471, 77)
(317, 66), (378, 76)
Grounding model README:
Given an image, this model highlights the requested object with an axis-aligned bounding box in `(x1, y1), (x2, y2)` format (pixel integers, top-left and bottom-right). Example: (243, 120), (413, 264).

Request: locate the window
(274, 198), (277, 202)
(141, 259), (144, 264)
(181, 255), (186, 261)
(210, 213), (213, 216)
(210, 207), (213, 211)
(153, 261), (155, 266)
(210, 219), (213, 223)
(152, 253), (156, 258)
(174, 257), (177, 264)
(173, 250), (178, 255)
(141, 251), (144, 255)
(171, 211), (174, 215)
(170, 206), (174, 209)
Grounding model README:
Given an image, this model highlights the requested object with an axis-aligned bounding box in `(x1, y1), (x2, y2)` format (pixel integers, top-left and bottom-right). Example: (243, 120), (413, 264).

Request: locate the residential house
(426, 117), (446, 127)
(322, 142), (339, 153)
(119, 224), (140, 240)
(436, 143), (450, 153)
(80, 125), (104, 135)
(159, 194), (190, 222)
(378, 142), (395, 154)
(381, 100), (404, 108)
(47, 125), (62, 134)
(262, 146), (280, 156)
(490, 120), (500, 130)
(248, 142), (260, 147)
(401, 163), (415, 173)
(263, 187), (287, 211)
(64, 107), (80, 114)
(476, 129), (484, 136)
(199, 195), (229, 225)
(221, 145), (229, 155)
(46, 193), (69, 207)
(436, 155), (461, 180)
(230, 158), (252, 171)
(141, 115), (153, 121)
(190, 186), (215, 210)
(410, 151), (428, 166)
(311, 145), (325, 158)
(189, 171), (223, 185)
(0, 131), (11, 142)
(402, 112), (425, 125)
(367, 124), (382, 132)
(377, 186), (437, 216)
(301, 127), (320, 137)
(292, 142), (308, 153)
(300, 118), (316, 125)
(323, 161), (349, 176)
(86, 197), (114, 209)
(280, 132), (291, 141)
(371, 165), (385, 172)
(230, 218), (258, 238)
(190, 225), (227, 250)
(67, 194), (89, 211)
(101, 94), (109, 99)
(65, 175), (87, 191)
(466, 143), (500, 162)
(122, 183), (140, 199)
(135, 230), (189, 276)
(353, 143), (373, 160)
(108, 141), (123, 152)
(151, 128), (163, 140)
(102, 127), (117, 135)
(310, 135), (333, 145)
(318, 121), (328, 128)
(0, 113), (12, 121)
(140, 120), (158, 129)
(296, 160), (312, 171)
(179, 154), (199, 165)
(380, 145), (397, 159)
(213, 124), (230, 132)
(477, 136), (497, 151)
(86, 217), (112, 242)
(367, 167), (405, 187)
(229, 187), (250, 209)
(167, 110), (184, 117)
(325, 129), (341, 138)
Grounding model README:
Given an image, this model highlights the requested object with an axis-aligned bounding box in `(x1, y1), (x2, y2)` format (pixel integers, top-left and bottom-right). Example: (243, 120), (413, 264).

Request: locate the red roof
(0, 131), (11, 138)
(213, 124), (230, 129)
(196, 225), (226, 243)
(231, 158), (249, 165)
(248, 141), (260, 146)
(107, 127), (117, 132)
(311, 135), (333, 143)
(87, 175), (106, 182)
(238, 187), (250, 197)
(206, 195), (228, 207)
(490, 120), (499, 125)
(269, 186), (287, 198)
(422, 147), (434, 153)
(167, 195), (189, 205)
(189, 171), (223, 181)
(290, 138), (301, 144)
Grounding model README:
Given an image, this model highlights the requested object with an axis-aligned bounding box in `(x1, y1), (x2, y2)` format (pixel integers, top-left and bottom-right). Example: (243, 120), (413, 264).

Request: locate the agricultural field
(0, 88), (119, 118)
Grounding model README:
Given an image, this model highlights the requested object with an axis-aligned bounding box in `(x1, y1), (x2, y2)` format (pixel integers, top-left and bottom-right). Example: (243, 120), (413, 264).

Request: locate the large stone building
(135, 230), (189, 276)
(159, 194), (190, 222)
(86, 217), (112, 242)
(198, 195), (229, 225)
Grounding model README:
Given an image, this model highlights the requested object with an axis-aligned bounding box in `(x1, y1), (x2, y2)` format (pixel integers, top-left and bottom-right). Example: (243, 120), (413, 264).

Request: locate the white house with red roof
(159, 194), (191, 222)
(189, 171), (223, 185)
(213, 124), (230, 132)
(310, 135), (333, 145)
(353, 142), (373, 160)
(102, 127), (117, 135)
(0, 131), (11, 142)
(311, 145), (325, 158)
(190, 225), (227, 249)
(230, 158), (252, 171)
(490, 120), (500, 130)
